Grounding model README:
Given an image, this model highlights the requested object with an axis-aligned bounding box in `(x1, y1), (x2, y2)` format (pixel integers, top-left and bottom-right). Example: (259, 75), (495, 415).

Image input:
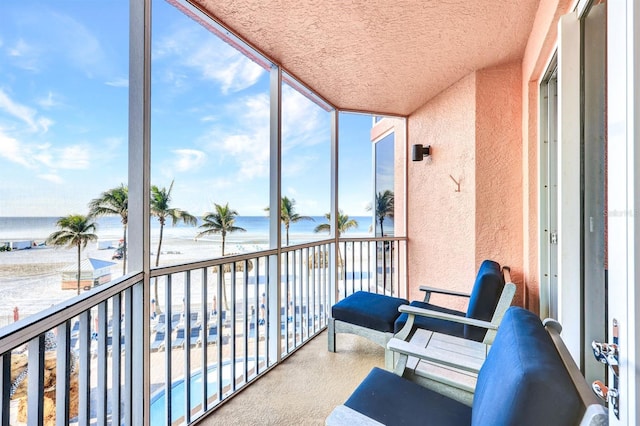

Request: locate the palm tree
(46, 214), (98, 295)
(196, 202), (246, 255)
(368, 190), (394, 237)
(196, 202), (246, 309)
(265, 196), (314, 245)
(150, 180), (197, 308)
(314, 211), (358, 273)
(313, 210), (359, 235)
(88, 184), (128, 275)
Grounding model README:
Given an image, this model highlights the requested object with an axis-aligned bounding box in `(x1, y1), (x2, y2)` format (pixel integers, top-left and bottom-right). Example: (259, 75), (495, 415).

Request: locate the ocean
(0, 215), (384, 244)
(0, 214), (391, 320)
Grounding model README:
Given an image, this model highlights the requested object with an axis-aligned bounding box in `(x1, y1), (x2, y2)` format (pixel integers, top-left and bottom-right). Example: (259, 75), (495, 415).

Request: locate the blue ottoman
(328, 291), (408, 369)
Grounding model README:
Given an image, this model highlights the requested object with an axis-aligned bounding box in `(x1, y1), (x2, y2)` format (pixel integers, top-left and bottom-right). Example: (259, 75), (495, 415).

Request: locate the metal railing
(338, 237), (408, 299)
(0, 237), (406, 425)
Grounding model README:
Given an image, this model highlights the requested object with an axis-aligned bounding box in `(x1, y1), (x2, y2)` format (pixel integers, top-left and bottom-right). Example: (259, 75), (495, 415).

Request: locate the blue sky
(0, 1), (377, 218)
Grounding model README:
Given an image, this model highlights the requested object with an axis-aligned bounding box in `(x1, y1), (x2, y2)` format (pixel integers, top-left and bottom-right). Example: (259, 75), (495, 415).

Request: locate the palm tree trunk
(379, 219), (384, 237)
(154, 222), (164, 314)
(76, 243), (81, 296)
(285, 223), (290, 246)
(122, 224), (127, 275)
(336, 247), (345, 282)
(221, 233), (229, 310)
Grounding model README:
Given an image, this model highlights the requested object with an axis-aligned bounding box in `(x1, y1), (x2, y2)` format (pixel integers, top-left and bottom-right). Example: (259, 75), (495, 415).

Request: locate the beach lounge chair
(326, 307), (607, 426)
(170, 313), (181, 330)
(172, 328), (186, 349)
(189, 312), (200, 328)
(189, 325), (202, 347)
(69, 335), (79, 353)
(206, 326), (218, 345)
(70, 319), (80, 336)
(329, 260), (515, 369)
(151, 331), (166, 351)
(154, 314), (166, 333)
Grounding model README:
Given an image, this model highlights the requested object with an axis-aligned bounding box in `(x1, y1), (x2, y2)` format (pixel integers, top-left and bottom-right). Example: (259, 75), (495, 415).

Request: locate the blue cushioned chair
(326, 307), (608, 426)
(394, 260), (509, 342)
(329, 260), (515, 369)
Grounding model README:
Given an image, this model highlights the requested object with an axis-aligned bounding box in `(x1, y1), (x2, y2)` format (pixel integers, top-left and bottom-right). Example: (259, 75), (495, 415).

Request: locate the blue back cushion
(464, 260), (504, 340)
(472, 307), (581, 426)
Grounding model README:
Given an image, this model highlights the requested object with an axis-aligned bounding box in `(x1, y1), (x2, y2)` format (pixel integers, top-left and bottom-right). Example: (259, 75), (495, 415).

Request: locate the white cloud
(5, 38), (40, 71)
(0, 132), (30, 167)
(154, 26), (265, 94)
(195, 88), (330, 186)
(201, 115), (218, 123)
(173, 149), (207, 172)
(36, 91), (60, 109)
(0, 89), (43, 132)
(48, 12), (111, 78)
(105, 78), (129, 88)
(281, 85), (328, 148)
(196, 52), (264, 94)
(5, 9), (121, 80)
(37, 173), (63, 184)
(104, 137), (124, 151)
(0, 134), (91, 171)
(59, 145), (91, 169)
(195, 93), (271, 181)
(37, 117), (54, 132)
(8, 39), (29, 57)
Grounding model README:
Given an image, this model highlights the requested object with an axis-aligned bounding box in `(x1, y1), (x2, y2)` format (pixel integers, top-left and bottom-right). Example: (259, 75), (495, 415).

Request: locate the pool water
(150, 359), (258, 425)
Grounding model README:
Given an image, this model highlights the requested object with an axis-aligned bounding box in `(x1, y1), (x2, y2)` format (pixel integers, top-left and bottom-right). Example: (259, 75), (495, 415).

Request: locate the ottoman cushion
(332, 291), (408, 333)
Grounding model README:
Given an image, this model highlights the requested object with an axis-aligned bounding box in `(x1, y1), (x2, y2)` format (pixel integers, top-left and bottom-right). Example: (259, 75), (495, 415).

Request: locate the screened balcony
(0, 0), (575, 424)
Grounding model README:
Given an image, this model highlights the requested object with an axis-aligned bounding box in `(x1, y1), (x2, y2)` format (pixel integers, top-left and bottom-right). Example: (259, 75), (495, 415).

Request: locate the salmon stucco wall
(407, 73), (477, 309)
(475, 62), (524, 307)
(407, 62), (525, 310)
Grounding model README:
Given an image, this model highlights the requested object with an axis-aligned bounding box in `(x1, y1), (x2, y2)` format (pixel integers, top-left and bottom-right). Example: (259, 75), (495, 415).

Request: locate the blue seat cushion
(332, 291), (408, 333)
(472, 307), (581, 426)
(394, 300), (466, 336)
(345, 367), (472, 426)
(464, 260), (504, 341)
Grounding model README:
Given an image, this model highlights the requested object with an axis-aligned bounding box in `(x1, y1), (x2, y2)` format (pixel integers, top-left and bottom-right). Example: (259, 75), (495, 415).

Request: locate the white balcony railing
(0, 237), (406, 425)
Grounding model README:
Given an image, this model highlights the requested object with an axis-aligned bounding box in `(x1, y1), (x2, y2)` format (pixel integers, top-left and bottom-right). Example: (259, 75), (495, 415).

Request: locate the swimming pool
(150, 359), (259, 425)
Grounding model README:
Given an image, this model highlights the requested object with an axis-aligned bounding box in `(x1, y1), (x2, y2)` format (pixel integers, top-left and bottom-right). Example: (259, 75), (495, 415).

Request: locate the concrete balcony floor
(201, 330), (384, 425)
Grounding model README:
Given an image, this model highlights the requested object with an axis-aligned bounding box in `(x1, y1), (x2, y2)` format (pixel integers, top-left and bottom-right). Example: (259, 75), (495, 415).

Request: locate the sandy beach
(0, 236), (272, 326)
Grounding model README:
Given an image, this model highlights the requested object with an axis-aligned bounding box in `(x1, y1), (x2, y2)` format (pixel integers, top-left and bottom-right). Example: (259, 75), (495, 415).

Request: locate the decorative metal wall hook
(449, 175), (460, 192)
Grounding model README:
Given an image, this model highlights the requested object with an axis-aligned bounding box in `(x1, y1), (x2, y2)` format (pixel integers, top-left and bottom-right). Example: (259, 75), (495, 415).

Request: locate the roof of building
(62, 258), (116, 272)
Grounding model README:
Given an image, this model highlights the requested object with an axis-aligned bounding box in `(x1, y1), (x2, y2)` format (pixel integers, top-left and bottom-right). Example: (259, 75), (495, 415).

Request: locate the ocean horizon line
(0, 215), (387, 242)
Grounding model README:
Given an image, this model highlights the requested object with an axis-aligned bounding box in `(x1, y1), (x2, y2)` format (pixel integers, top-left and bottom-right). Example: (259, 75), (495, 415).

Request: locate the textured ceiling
(189, 0), (540, 116)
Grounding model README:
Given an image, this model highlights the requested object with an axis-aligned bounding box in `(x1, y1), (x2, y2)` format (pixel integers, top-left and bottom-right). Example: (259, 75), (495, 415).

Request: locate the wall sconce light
(412, 144), (431, 162)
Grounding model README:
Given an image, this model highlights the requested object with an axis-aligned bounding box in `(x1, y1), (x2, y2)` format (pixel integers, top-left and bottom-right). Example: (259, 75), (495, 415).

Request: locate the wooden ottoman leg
(328, 317), (337, 352)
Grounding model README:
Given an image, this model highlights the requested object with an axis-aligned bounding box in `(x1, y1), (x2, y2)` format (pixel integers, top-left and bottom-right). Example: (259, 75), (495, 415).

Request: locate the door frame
(606, 0), (639, 423)
(539, 61), (559, 321)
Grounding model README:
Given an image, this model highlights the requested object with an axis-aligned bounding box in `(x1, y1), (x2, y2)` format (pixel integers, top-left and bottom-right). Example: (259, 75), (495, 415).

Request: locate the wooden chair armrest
(394, 305), (497, 340)
(399, 305), (497, 329)
(419, 285), (471, 302)
(387, 337), (482, 374)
